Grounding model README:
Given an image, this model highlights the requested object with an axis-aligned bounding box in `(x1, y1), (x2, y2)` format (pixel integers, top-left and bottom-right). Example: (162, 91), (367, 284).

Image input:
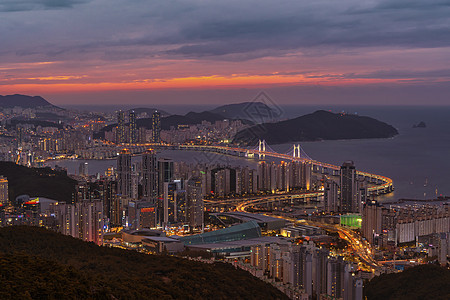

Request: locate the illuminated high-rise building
(100, 180), (117, 226)
(361, 200), (384, 245)
(324, 178), (339, 213)
(163, 181), (185, 226)
(339, 161), (357, 213)
(130, 162), (139, 200)
(158, 158), (174, 190)
(186, 176), (203, 228)
(257, 161), (271, 192)
(78, 200), (104, 245)
(117, 149), (132, 197)
(16, 126), (24, 147)
(128, 200), (156, 229)
(157, 158), (173, 225)
(152, 111), (161, 143)
(116, 110), (126, 144)
(0, 176), (8, 206)
(52, 200), (104, 245)
(129, 110), (138, 144)
(214, 168), (231, 197)
(78, 162), (89, 177)
(236, 167), (257, 195)
(327, 256), (345, 298)
(142, 149), (158, 201)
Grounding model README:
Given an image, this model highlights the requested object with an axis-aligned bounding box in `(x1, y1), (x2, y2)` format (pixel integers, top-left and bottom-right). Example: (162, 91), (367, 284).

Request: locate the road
(234, 196), (380, 272)
(204, 191), (324, 211)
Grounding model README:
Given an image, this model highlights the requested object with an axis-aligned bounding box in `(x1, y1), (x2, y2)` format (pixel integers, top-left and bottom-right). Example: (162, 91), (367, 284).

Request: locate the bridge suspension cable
(285, 144), (312, 161)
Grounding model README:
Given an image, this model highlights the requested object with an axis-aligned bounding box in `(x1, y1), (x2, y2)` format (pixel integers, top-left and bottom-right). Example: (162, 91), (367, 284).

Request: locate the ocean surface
(48, 105), (450, 202)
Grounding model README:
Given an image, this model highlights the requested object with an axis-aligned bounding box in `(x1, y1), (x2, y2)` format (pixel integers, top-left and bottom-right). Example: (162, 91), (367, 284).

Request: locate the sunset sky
(1, 0), (450, 106)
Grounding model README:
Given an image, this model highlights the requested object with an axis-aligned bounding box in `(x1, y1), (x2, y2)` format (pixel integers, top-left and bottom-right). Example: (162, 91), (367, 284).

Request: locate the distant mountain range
(210, 101), (281, 122)
(0, 94), (57, 109)
(0, 94), (280, 124)
(99, 110), (252, 135)
(233, 110), (398, 146)
(125, 102), (279, 127)
(1, 96), (398, 146)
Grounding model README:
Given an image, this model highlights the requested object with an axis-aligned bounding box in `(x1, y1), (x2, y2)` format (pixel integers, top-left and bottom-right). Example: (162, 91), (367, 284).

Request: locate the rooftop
(178, 221), (262, 245)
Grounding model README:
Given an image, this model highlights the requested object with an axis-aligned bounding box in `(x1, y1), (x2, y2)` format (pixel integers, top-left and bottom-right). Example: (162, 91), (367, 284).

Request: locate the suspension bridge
(153, 140), (394, 196)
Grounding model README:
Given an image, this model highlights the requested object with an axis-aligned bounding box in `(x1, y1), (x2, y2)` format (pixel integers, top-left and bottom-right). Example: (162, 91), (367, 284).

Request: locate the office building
(152, 111), (161, 143)
(340, 161), (358, 213)
(101, 180), (117, 226)
(327, 256), (345, 299)
(116, 110), (126, 144)
(157, 158), (174, 225)
(142, 149), (158, 201)
(324, 178), (339, 213)
(162, 180), (186, 226)
(128, 200), (156, 229)
(129, 110), (138, 144)
(117, 149), (132, 198)
(78, 162), (88, 177)
(313, 248), (329, 297)
(186, 176), (204, 228)
(130, 162), (139, 200)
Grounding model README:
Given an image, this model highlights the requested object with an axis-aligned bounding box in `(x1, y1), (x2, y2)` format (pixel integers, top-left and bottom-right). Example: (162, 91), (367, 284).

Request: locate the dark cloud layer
(1, 0), (450, 105)
(0, 0), (90, 12)
(2, 0), (450, 61)
(163, 1), (450, 59)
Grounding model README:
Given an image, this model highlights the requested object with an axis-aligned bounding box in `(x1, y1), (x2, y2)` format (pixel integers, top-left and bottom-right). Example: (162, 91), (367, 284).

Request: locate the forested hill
(364, 264), (450, 300)
(0, 162), (76, 203)
(0, 226), (288, 299)
(233, 110), (398, 145)
(0, 94), (57, 108)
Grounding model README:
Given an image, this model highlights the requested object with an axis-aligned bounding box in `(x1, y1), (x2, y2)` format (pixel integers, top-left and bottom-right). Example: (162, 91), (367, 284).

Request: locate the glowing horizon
(1, 1), (450, 105)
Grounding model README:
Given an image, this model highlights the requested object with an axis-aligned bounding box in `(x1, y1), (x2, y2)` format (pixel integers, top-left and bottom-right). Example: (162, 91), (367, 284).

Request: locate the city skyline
(0, 1), (449, 298)
(1, 0), (450, 105)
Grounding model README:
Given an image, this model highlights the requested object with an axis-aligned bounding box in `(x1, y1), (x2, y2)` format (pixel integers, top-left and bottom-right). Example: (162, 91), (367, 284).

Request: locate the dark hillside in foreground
(0, 162), (77, 203)
(233, 110), (398, 146)
(0, 226), (288, 299)
(364, 264), (450, 300)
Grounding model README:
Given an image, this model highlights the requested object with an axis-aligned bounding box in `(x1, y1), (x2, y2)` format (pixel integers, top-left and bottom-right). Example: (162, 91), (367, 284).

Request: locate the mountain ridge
(209, 101), (281, 122)
(0, 94), (57, 108)
(233, 110), (399, 145)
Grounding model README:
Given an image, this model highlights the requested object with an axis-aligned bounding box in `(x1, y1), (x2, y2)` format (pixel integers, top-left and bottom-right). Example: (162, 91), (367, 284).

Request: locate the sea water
(46, 105), (450, 202)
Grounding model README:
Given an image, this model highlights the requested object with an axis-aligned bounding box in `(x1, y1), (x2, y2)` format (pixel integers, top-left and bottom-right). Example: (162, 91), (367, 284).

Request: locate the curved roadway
(157, 143), (394, 195)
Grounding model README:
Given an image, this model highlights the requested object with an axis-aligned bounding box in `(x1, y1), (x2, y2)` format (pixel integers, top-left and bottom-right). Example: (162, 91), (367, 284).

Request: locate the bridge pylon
(258, 139), (266, 160)
(293, 144), (301, 158)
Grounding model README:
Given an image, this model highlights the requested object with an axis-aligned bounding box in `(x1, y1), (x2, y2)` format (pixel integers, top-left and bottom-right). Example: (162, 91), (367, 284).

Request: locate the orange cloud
(0, 73), (403, 94)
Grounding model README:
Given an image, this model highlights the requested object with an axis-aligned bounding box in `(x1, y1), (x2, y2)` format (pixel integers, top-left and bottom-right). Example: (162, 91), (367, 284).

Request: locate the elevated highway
(154, 143), (394, 196)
